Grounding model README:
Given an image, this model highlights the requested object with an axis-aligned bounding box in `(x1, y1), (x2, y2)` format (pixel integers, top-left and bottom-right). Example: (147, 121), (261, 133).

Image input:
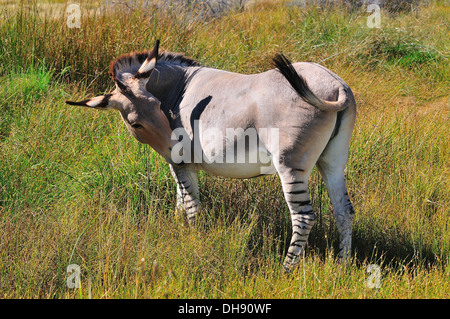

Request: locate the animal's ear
(134, 39), (159, 80)
(66, 94), (113, 110)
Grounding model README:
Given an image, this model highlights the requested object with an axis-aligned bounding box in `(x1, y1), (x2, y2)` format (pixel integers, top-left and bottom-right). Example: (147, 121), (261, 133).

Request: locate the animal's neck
(146, 63), (200, 121)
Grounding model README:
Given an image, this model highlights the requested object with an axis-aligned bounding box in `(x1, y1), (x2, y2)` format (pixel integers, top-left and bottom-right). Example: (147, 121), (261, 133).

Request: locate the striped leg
(278, 168), (316, 271)
(169, 165), (200, 225)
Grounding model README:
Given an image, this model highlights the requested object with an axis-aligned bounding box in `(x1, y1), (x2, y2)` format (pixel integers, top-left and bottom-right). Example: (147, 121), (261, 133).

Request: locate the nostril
(131, 123), (143, 129)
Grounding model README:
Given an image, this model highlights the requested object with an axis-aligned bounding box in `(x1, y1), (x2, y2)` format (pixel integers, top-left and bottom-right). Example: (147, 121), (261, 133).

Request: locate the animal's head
(66, 40), (175, 161)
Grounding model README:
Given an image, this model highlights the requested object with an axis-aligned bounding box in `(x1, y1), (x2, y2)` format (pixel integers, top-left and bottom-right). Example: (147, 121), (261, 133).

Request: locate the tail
(273, 53), (349, 112)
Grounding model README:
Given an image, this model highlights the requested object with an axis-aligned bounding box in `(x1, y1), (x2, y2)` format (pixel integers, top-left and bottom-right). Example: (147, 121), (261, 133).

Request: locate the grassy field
(0, 0), (448, 298)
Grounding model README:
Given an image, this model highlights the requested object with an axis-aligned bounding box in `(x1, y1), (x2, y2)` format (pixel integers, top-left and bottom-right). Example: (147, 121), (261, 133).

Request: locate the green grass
(0, 0), (449, 298)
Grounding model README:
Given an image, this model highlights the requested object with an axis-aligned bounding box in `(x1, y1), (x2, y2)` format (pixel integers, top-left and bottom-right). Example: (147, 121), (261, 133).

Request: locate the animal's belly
(198, 144), (277, 178)
(200, 159), (276, 178)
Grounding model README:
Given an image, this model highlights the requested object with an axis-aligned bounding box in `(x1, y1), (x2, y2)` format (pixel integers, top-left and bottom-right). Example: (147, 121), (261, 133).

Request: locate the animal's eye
(131, 123), (143, 129)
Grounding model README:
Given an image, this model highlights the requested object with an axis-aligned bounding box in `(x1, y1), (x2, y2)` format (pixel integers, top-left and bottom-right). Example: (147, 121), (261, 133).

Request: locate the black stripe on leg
(290, 238), (307, 247)
(185, 204), (198, 211)
(293, 224), (312, 231)
(292, 209), (314, 215)
(286, 181), (304, 185)
(286, 190), (307, 195)
(286, 252), (297, 259)
(289, 200), (311, 206)
(182, 183), (192, 190)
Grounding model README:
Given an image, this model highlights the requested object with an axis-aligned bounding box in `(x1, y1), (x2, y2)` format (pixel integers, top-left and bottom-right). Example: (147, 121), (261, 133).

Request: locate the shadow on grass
(193, 175), (443, 270)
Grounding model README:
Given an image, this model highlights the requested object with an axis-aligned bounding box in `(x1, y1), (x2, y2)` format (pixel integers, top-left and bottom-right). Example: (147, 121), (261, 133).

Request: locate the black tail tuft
(273, 53), (348, 112)
(272, 53), (313, 104)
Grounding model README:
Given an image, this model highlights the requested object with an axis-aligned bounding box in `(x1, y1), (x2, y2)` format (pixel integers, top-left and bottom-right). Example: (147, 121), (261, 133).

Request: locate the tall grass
(0, 0), (448, 298)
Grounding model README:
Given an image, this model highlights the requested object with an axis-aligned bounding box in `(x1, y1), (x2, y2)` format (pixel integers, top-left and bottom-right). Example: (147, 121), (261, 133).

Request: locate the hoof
(282, 259), (299, 274)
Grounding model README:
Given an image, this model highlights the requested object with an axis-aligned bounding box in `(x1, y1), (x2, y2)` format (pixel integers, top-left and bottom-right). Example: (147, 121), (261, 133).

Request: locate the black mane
(158, 52), (201, 67)
(110, 50), (201, 81)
